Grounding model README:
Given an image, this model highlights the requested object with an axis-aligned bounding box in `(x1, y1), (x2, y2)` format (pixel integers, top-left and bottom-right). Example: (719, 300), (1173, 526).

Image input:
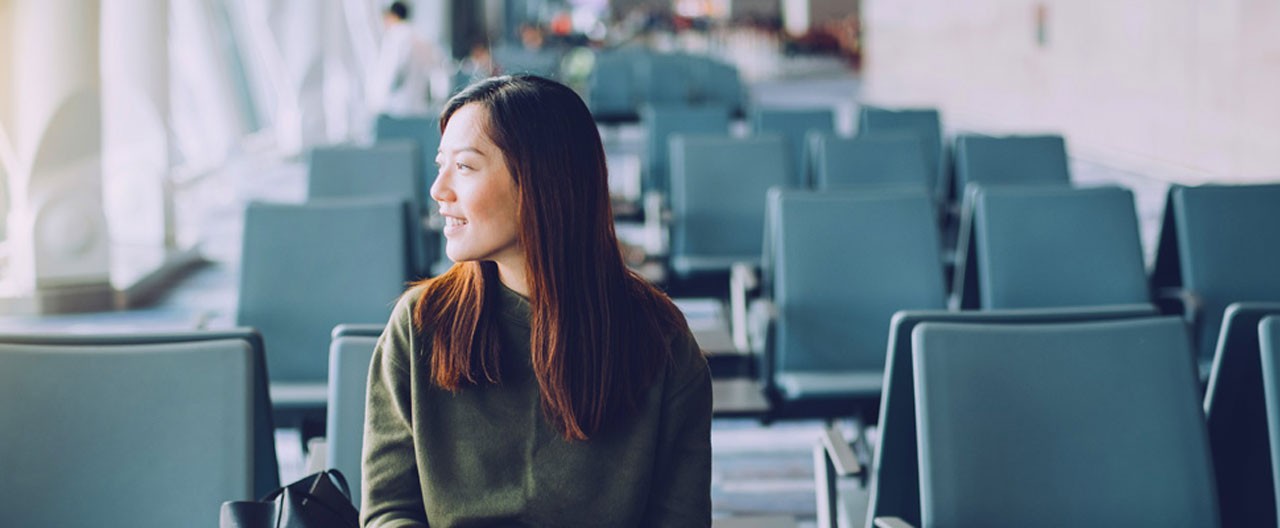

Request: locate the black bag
(220, 469), (360, 528)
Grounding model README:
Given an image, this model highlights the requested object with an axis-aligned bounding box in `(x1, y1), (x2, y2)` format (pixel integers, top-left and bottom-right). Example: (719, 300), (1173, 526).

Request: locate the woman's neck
(494, 259), (530, 298)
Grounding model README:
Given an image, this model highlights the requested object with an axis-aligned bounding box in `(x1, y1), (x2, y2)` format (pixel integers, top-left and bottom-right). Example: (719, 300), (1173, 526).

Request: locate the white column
(1, 0), (16, 237)
(3, 0), (113, 313)
(101, 0), (173, 270)
(414, 0), (452, 103)
(274, 0), (327, 148)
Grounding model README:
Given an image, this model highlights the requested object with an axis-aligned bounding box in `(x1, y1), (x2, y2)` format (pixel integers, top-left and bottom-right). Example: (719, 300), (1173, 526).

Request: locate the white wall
(862, 0), (1280, 183)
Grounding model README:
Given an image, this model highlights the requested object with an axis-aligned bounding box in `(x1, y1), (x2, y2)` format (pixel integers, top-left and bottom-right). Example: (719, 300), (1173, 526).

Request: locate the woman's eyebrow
(438, 146), (487, 157)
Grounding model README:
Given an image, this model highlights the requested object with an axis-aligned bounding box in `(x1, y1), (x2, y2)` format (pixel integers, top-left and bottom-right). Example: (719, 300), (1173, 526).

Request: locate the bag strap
(321, 469), (353, 500)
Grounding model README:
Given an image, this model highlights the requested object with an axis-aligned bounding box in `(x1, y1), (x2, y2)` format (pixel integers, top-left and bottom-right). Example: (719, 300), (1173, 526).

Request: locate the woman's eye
(456, 162), (471, 171)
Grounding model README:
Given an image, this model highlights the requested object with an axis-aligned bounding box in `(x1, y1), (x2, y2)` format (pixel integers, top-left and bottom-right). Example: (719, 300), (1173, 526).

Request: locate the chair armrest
(747, 298), (775, 355)
(873, 517), (915, 528)
(820, 424), (862, 476)
(305, 437), (328, 474)
(425, 208), (443, 232)
(747, 298), (776, 384)
(642, 190), (669, 256)
(1152, 287), (1199, 322)
(730, 262), (760, 353)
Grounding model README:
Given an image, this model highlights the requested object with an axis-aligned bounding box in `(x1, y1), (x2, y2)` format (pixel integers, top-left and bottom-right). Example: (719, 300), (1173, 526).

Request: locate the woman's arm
(361, 293), (429, 528)
(642, 331), (714, 527)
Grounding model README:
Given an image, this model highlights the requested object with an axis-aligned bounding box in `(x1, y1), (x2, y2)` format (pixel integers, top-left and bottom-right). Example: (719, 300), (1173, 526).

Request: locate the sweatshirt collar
(497, 281), (531, 328)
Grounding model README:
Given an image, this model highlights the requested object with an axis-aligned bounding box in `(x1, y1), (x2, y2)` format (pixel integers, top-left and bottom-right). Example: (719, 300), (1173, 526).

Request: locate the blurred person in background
(368, 1), (441, 116)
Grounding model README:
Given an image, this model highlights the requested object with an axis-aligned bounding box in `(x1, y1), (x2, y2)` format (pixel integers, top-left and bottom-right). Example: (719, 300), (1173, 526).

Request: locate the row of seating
(748, 181), (1280, 419)
(11, 304), (1280, 526)
(589, 48), (745, 123)
(811, 308), (1280, 528)
(647, 104), (1074, 289)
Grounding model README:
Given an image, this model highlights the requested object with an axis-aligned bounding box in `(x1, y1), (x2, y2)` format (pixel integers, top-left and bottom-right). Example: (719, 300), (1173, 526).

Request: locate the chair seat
(671, 255), (759, 276)
(775, 371), (883, 400)
(271, 382), (329, 409)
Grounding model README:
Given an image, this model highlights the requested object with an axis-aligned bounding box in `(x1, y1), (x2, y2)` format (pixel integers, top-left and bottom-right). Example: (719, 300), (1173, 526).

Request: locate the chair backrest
(1259, 315), (1280, 524)
(1162, 184), (1280, 368)
(326, 329), (381, 507)
(769, 188), (945, 378)
(668, 135), (792, 276)
(968, 185), (1149, 309)
(308, 141), (431, 277)
(374, 114), (442, 192)
(694, 57), (745, 115)
(912, 317), (1219, 527)
(867, 304), (1157, 527)
(0, 329), (279, 498)
(953, 133), (1070, 192)
(491, 44), (562, 79)
(1204, 302), (1280, 528)
(0, 337), (256, 527)
(640, 104), (731, 195)
(809, 132), (931, 192)
(752, 108), (836, 185)
(857, 107), (946, 204)
(646, 52), (697, 105)
(237, 198), (409, 383)
(587, 48), (643, 121)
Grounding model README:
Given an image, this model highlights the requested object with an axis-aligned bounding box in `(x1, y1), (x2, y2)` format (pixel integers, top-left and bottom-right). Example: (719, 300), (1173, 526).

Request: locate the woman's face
(431, 103), (522, 269)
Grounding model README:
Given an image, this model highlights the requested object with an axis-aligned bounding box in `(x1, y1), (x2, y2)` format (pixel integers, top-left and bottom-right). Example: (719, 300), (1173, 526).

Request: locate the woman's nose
(429, 170), (452, 202)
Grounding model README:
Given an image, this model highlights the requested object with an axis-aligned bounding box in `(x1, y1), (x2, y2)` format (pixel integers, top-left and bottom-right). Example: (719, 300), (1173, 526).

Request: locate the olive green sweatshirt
(361, 284), (713, 527)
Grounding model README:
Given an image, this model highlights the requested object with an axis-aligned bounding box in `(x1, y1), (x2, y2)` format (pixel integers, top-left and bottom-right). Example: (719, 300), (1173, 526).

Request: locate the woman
(361, 75), (712, 527)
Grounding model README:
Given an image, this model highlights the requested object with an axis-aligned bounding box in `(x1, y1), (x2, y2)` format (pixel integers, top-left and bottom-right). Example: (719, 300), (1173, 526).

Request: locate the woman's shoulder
(378, 283), (432, 365)
(625, 278), (704, 373)
(391, 283), (429, 325)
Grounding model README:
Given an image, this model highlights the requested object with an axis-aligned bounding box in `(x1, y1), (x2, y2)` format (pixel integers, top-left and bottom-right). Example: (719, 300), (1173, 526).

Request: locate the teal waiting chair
(1203, 303), (1280, 528)
(587, 48), (643, 122)
(857, 107), (947, 206)
(641, 104), (732, 196)
(752, 108), (836, 185)
(491, 44), (562, 79)
(0, 334), (262, 527)
(1149, 184), (1280, 377)
(308, 141), (431, 278)
(1259, 316), (1280, 523)
(374, 114), (442, 192)
(237, 198), (409, 410)
(952, 133), (1070, 192)
(951, 185), (1148, 310)
(755, 188), (946, 422)
(808, 133), (930, 192)
(817, 304), (1156, 528)
(667, 135), (792, 277)
(905, 317), (1218, 527)
(694, 58), (746, 116)
(946, 133), (1071, 295)
(325, 323), (385, 507)
(645, 52), (698, 105)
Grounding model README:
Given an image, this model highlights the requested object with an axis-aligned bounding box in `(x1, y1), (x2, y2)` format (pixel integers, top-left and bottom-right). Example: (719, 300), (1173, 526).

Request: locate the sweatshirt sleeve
(361, 290), (429, 528)
(642, 329), (714, 527)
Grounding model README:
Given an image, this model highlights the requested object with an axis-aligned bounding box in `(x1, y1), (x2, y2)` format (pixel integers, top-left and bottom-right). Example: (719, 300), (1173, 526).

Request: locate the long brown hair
(412, 75), (685, 441)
